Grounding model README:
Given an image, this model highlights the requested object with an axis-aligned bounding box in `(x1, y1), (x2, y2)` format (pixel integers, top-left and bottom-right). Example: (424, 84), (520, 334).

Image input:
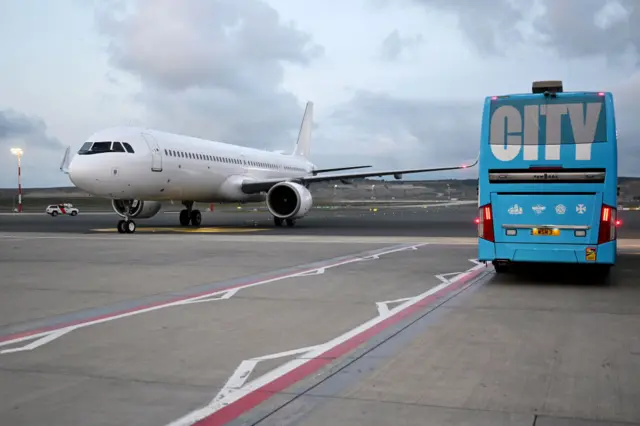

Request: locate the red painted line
(0, 259), (358, 344)
(193, 266), (487, 425)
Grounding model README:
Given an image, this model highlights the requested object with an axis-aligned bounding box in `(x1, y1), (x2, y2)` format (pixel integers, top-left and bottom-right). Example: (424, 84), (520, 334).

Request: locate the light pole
(10, 148), (23, 213)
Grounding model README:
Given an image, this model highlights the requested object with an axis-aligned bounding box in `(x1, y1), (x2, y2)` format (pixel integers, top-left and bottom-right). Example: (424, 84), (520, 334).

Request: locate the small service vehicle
(46, 203), (79, 216)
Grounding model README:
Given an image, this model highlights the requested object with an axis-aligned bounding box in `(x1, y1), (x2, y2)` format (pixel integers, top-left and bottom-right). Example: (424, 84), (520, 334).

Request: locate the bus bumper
(478, 239), (616, 265)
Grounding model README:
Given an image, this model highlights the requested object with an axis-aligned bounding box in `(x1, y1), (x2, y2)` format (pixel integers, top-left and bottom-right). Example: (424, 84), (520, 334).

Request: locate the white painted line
(0, 329), (74, 354)
(178, 288), (240, 305)
(213, 344), (321, 404)
(167, 260), (486, 426)
(0, 244), (427, 354)
(375, 297), (415, 316)
(434, 272), (463, 284)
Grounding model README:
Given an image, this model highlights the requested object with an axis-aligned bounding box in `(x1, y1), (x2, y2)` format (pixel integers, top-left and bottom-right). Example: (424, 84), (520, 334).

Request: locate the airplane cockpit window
(78, 141), (135, 155)
(122, 142), (135, 153)
(77, 142), (93, 154)
(91, 142), (112, 153)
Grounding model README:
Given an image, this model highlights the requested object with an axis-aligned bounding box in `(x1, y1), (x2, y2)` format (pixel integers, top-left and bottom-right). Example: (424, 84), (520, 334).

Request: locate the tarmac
(1, 204), (640, 425)
(2, 202), (640, 239)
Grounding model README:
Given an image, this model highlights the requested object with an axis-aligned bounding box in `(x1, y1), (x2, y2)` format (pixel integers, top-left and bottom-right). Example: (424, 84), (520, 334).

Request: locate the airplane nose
(67, 157), (91, 190)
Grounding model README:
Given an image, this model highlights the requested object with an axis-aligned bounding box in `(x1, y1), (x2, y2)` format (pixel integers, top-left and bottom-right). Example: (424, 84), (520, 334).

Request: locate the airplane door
(240, 153), (248, 174)
(141, 133), (163, 172)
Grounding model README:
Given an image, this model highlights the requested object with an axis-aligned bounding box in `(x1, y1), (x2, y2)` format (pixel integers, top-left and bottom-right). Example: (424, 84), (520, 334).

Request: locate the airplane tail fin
(291, 101), (313, 159)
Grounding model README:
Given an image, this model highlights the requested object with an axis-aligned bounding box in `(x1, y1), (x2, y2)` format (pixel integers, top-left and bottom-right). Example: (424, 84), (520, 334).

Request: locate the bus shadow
(490, 258), (635, 288)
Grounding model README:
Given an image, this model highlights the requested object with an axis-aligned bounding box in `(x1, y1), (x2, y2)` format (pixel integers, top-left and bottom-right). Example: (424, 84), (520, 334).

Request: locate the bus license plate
(532, 228), (558, 236)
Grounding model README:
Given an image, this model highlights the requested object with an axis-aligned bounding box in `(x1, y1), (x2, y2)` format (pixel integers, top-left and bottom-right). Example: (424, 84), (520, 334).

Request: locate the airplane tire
(190, 210), (202, 227)
(117, 220), (126, 234)
(125, 220), (136, 233)
(179, 209), (191, 226)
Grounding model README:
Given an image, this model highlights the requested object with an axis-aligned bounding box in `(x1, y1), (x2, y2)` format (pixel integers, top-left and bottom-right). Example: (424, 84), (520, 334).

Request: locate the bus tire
(493, 262), (509, 273)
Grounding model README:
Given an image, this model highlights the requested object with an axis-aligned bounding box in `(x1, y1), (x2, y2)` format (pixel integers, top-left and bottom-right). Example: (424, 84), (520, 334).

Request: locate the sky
(1, 0), (639, 188)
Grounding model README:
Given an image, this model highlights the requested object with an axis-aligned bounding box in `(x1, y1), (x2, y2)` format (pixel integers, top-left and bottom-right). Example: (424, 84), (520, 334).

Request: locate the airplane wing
(241, 155), (478, 194)
(312, 165), (372, 175)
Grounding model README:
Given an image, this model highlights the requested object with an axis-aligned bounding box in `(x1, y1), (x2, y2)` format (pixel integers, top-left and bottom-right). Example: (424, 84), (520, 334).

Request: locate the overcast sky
(1, 0), (639, 188)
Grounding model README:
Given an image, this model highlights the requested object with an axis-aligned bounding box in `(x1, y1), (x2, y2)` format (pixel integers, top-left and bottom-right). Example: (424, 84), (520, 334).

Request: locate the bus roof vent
(532, 80), (563, 94)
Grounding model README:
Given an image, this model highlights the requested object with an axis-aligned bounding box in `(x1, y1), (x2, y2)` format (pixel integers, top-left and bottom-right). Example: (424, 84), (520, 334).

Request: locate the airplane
(60, 101), (478, 233)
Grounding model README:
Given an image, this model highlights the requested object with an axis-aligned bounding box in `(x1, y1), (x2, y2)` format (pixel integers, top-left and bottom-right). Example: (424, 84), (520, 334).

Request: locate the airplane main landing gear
(117, 219), (136, 234)
(179, 201), (202, 227)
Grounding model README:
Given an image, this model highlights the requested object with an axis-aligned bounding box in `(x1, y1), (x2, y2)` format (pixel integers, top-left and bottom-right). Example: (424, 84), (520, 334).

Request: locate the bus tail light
(478, 204), (495, 242)
(597, 205), (617, 244)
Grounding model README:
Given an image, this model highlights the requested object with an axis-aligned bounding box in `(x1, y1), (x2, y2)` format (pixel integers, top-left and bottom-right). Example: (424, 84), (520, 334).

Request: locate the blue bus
(477, 80), (620, 275)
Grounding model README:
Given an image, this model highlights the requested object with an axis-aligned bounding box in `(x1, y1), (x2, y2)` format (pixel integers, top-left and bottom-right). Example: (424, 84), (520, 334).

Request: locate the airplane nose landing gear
(117, 219), (136, 233)
(114, 199), (138, 233)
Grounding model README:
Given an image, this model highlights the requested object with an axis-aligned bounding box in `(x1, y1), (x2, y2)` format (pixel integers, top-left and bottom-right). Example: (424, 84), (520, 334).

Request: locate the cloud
(411, 0), (640, 63)
(379, 30), (424, 61)
(0, 109), (67, 188)
(410, 0), (530, 54)
(608, 72), (640, 176)
(532, 0), (638, 61)
(312, 90), (481, 179)
(95, 0), (324, 148)
(0, 110), (63, 152)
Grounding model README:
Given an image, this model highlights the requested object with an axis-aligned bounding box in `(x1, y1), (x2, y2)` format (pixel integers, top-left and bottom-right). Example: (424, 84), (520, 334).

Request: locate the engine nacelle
(111, 199), (162, 219)
(266, 181), (313, 219)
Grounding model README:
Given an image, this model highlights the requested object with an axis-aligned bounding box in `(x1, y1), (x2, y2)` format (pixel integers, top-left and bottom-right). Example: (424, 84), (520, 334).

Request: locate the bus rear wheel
(492, 261), (509, 273)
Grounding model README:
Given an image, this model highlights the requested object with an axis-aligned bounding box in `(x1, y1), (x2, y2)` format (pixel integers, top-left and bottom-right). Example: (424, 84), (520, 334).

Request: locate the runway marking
(90, 227), (269, 233)
(0, 243), (428, 354)
(166, 259), (489, 426)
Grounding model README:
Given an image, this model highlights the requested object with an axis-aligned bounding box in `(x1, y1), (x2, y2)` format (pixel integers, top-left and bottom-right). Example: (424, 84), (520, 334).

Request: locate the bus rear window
(489, 95), (607, 145)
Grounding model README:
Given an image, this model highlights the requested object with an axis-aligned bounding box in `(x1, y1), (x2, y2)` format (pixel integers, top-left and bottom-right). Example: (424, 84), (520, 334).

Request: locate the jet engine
(266, 182), (313, 219)
(111, 199), (162, 219)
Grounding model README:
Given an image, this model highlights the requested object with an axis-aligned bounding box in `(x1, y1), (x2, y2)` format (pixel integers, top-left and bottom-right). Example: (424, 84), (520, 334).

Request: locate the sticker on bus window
(585, 247), (597, 261)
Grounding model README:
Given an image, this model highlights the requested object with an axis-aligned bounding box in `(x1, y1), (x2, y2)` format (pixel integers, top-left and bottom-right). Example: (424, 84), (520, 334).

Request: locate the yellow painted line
(91, 227), (269, 233)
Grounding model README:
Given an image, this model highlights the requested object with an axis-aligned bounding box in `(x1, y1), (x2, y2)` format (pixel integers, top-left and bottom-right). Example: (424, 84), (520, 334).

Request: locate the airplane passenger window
(112, 142), (126, 152)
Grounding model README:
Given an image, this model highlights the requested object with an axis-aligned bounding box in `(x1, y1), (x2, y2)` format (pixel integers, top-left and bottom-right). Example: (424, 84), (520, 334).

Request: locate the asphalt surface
(3, 203), (640, 238)
(1, 207), (640, 425)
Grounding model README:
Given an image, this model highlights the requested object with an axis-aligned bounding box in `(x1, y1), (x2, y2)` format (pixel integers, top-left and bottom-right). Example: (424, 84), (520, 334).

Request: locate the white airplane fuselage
(67, 126), (315, 203)
(63, 101), (476, 233)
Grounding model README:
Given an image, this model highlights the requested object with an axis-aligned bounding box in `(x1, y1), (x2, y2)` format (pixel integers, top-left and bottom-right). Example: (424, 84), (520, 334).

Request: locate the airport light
(10, 148), (23, 213)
